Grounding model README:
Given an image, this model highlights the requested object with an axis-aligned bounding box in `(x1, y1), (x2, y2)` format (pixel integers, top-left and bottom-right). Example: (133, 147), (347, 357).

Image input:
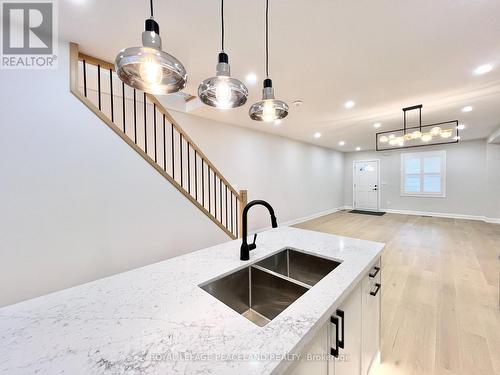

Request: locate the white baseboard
(342, 206), (500, 224)
(250, 206), (344, 235)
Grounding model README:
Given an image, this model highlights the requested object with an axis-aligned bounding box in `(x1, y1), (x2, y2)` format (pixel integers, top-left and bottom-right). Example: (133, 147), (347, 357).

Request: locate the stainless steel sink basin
(200, 248), (342, 326)
(200, 265), (309, 326)
(256, 248), (341, 286)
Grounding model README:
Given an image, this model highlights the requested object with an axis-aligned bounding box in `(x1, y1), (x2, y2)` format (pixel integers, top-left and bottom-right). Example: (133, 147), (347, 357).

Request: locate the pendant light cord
(150, 0), (154, 18)
(265, 0), (269, 78)
(221, 0), (225, 52)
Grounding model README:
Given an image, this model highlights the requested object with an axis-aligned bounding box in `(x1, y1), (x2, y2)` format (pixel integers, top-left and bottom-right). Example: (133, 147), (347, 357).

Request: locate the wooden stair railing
(69, 43), (247, 239)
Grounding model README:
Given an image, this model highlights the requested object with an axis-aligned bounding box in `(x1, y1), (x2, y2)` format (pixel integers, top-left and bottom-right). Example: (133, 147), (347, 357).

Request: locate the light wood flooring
(295, 211), (500, 375)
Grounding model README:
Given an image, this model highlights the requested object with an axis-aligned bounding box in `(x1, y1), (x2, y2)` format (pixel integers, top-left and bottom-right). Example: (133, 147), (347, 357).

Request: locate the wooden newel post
(239, 190), (248, 238)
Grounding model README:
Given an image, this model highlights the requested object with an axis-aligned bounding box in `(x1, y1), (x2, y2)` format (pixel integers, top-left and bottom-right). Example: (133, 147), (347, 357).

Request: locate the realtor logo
(1, 0), (58, 69)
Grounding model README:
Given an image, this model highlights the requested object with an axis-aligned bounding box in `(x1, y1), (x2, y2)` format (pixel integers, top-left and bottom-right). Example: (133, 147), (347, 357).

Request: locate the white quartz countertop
(0, 227), (384, 375)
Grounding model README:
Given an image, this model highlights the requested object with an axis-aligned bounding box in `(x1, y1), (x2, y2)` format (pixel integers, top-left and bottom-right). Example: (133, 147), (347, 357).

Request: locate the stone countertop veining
(0, 227), (384, 375)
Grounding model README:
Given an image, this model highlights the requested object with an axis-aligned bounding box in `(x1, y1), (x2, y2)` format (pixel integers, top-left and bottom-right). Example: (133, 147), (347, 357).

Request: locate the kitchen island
(0, 227), (384, 374)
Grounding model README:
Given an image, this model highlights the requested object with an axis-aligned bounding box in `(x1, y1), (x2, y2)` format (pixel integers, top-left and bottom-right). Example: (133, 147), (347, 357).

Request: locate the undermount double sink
(200, 248), (342, 326)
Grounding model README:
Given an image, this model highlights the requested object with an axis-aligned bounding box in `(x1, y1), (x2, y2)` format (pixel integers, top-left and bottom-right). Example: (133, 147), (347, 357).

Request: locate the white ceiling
(61, 0), (500, 151)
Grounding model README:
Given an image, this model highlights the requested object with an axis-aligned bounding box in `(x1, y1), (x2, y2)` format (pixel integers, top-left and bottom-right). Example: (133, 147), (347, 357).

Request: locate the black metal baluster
(180, 134), (183, 187)
(202, 159), (205, 207)
(133, 90), (137, 143)
(235, 198), (239, 237)
(195, 150), (198, 201)
(143, 93), (147, 154)
(109, 69), (114, 122)
(208, 166), (211, 213)
(187, 142), (191, 194)
(153, 103), (157, 163)
(121, 81), (125, 133)
(171, 124), (175, 179)
(82, 60), (87, 97)
(97, 64), (101, 110)
(163, 115), (166, 171)
(214, 171), (217, 218)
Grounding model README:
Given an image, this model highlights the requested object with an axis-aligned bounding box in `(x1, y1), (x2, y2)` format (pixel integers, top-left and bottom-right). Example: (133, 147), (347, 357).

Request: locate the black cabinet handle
(330, 316), (339, 358)
(370, 283), (381, 296)
(336, 309), (345, 349)
(369, 266), (380, 278)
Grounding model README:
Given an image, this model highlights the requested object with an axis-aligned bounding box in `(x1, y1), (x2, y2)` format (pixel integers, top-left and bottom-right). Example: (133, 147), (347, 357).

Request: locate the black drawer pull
(369, 266), (380, 278)
(330, 316), (339, 358)
(336, 309), (345, 349)
(370, 283), (381, 296)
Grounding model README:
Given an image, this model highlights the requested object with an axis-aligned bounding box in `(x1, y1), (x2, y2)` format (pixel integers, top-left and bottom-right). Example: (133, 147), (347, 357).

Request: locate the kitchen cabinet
(362, 261), (381, 374)
(286, 257), (381, 375)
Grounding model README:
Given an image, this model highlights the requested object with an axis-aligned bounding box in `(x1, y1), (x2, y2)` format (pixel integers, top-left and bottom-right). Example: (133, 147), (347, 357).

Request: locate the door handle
(370, 283), (381, 296)
(330, 316), (339, 358)
(337, 309), (345, 349)
(369, 266), (380, 278)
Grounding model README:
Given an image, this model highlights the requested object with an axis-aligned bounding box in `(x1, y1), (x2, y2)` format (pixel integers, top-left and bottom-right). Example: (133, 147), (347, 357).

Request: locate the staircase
(69, 43), (246, 239)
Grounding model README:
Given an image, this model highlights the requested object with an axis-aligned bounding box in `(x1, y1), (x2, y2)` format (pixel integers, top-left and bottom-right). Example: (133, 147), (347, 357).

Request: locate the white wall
(0, 42), (345, 307)
(343, 139), (499, 220)
(171, 111), (345, 231)
(0, 43), (228, 307)
(485, 143), (500, 220)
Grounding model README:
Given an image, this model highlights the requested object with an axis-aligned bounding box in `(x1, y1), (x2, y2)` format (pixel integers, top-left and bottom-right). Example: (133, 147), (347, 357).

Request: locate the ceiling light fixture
(314, 132), (322, 138)
(115, 0), (187, 94)
(376, 104), (460, 151)
(249, 0), (288, 122)
(338, 141), (345, 146)
(373, 123), (381, 128)
(344, 100), (355, 109)
(473, 64), (493, 75)
(457, 124), (465, 130)
(462, 106), (473, 112)
(356, 147), (361, 151)
(198, 0), (248, 109)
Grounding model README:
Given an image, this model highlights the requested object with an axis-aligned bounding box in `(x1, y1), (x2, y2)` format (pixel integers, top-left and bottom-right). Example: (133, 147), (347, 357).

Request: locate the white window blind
(401, 151), (446, 197)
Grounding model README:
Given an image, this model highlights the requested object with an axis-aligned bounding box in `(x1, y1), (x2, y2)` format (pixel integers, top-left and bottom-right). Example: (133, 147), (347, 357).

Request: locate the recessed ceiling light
(274, 119), (282, 126)
(344, 100), (355, 109)
(356, 147), (361, 151)
(462, 106), (473, 112)
(338, 141), (345, 146)
(245, 73), (257, 84)
(373, 123), (381, 128)
(457, 124), (466, 130)
(473, 64), (493, 75)
(314, 132), (322, 138)
(292, 100), (303, 107)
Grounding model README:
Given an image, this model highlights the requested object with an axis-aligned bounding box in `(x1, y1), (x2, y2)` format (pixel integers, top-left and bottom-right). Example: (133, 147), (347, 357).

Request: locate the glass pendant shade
(198, 53), (248, 108)
(249, 79), (289, 122)
(115, 19), (187, 95)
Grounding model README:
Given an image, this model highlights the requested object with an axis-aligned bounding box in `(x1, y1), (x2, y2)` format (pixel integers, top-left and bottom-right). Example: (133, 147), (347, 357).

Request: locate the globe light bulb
(430, 126), (442, 136)
(139, 58), (163, 85)
(262, 100), (276, 122)
(214, 79), (232, 108)
(389, 138), (398, 146)
(379, 135), (389, 143)
(412, 130), (422, 139)
(440, 129), (453, 138)
(389, 134), (395, 139)
(421, 133), (432, 142)
(404, 133), (413, 141)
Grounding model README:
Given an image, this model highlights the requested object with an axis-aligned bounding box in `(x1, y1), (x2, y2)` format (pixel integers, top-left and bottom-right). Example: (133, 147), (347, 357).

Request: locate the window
(401, 151), (446, 197)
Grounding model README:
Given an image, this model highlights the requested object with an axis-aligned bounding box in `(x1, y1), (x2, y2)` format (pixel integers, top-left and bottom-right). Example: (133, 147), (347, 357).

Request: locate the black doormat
(349, 210), (386, 216)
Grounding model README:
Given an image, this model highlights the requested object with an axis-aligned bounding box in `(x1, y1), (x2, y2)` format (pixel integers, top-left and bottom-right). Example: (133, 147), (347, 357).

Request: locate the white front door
(353, 160), (379, 211)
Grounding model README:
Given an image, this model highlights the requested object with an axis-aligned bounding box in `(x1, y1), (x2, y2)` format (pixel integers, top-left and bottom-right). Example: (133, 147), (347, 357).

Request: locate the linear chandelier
(376, 105), (460, 151)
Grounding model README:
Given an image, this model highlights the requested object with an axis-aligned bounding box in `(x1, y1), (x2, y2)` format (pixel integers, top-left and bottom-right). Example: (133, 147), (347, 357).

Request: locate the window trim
(400, 150), (447, 198)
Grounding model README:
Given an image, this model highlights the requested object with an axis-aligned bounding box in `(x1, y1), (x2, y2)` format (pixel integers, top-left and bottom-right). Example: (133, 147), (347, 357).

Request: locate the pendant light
(115, 0), (187, 95)
(198, 0), (248, 109)
(249, 0), (289, 122)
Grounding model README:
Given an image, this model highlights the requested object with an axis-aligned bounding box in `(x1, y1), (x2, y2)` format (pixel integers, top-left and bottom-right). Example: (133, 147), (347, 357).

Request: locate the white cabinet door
(288, 321), (329, 375)
(362, 261), (381, 375)
(333, 284), (362, 375)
